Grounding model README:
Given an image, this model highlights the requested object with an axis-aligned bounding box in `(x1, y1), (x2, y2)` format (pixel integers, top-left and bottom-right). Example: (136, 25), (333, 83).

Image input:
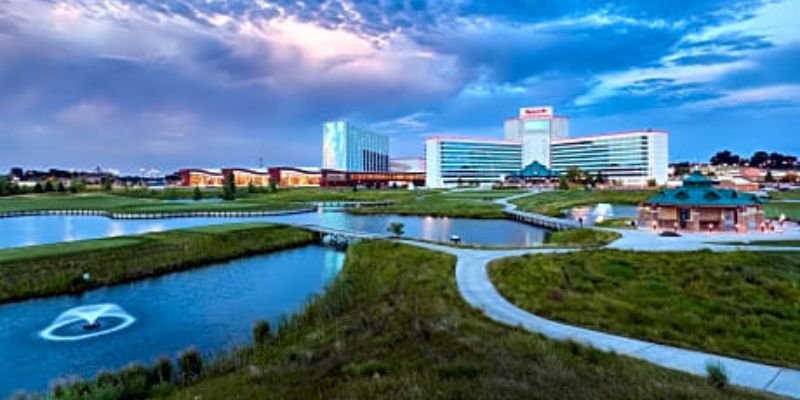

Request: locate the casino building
(425, 136), (523, 188)
(179, 168), (271, 187)
(322, 121), (389, 172)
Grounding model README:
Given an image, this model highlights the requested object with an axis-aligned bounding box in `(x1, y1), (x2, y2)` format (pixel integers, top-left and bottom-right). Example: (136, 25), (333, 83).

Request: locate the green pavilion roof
(512, 161), (558, 178)
(645, 172), (761, 207)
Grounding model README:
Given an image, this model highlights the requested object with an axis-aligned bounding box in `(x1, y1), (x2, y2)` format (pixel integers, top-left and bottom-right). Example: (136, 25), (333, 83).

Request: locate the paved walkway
(398, 191), (800, 399)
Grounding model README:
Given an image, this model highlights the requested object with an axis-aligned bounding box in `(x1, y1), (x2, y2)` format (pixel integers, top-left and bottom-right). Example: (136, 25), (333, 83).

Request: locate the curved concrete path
(399, 191), (800, 399)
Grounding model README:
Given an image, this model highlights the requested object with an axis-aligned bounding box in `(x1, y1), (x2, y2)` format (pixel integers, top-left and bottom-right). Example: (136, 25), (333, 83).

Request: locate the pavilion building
(638, 172), (764, 232)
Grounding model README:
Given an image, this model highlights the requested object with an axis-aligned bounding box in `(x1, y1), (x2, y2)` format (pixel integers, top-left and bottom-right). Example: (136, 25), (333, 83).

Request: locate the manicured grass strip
(490, 249), (800, 368)
(348, 192), (507, 219)
(544, 228), (621, 247)
(715, 240), (800, 247)
(595, 217), (637, 229)
(0, 224), (315, 304)
(144, 241), (767, 400)
(512, 190), (652, 217)
(765, 202), (800, 220)
(770, 190), (800, 201)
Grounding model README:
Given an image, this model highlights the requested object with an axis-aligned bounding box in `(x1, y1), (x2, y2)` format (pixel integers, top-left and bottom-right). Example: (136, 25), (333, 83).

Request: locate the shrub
(151, 356), (173, 384)
(434, 362), (482, 380)
(178, 347), (204, 383)
(387, 222), (405, 237)
(253, 320), (271, 346)
(705, 361), (728, 389)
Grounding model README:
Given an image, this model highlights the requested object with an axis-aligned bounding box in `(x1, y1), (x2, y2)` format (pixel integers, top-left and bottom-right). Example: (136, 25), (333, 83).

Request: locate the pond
(563, 204), (639, 226)
(0, 245), (344, 397)
(0, 210), (548, 250)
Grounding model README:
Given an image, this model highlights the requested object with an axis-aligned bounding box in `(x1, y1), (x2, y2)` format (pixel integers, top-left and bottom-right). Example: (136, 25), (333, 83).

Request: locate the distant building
(320, 170), (425, 188)
(551, 130), (669, 186)
(506, 161), (560, 185)
(179, 168), (271, 187)
(390, 157), (425, 173)
(504, 106), (569, 168)
(425, 136), (522, 188)
(322, 121), (389, 172)
(268, 167), (321, 187)
(639, 172), (764, 232)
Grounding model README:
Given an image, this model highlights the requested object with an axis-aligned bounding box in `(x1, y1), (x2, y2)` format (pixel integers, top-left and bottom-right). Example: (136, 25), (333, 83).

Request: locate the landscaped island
(0, 223), (315, 303)
(511, 189), (653, 217)
(490, 249), (800, 368)
(40, 242), (768, 399)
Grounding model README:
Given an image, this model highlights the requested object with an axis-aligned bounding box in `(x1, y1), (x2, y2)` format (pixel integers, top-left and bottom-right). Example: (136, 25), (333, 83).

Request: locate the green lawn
(715, 240), (800, 247)
(348, 191), (508, 219)
(595, 217), (637, 229)
(765, 202), (800, 220)
(47, 241), (768, 399)
(544, 229), (621, 247)
(490, 250), (800, 368)
(0, 224), (315, 304)
(512, 190), (653, 217)
(770, 190), (800, 201)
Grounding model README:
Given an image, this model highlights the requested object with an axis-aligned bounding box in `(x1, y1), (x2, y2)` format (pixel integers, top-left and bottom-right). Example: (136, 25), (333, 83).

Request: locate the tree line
(709, 150), (798, 169)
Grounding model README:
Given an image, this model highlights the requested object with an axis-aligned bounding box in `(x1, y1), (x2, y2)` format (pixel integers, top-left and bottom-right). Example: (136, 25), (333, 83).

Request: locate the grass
(765, 202), (800, 220)
(594, 217), (637, 229)
(512, 189), (652, 217)
(0, 223), (315, 304)
(111, 241), (772, 400)
(544, 229), (621, 247)
(348, 191), (507, 219)
(714, 240), (800, 247)
(770, 189), (800, 201)
(0, 193), (305, 214)
(490, 249), (800, 368)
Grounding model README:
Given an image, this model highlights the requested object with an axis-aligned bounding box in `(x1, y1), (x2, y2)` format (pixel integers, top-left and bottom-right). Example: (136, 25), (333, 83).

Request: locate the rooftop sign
(519, 106), (553, 118)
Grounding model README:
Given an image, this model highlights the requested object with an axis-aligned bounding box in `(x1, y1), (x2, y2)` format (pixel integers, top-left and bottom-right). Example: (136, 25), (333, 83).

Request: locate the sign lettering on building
(519, 106), (553, 118)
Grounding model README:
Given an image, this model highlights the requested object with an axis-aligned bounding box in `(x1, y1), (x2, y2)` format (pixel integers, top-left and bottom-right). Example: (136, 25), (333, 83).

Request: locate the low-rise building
(638, 172), (764, 232)
(268, 167), (322, 187)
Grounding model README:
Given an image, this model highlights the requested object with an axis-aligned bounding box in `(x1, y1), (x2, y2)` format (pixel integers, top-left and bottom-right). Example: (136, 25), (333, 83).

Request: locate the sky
(1, 0), (799, 174)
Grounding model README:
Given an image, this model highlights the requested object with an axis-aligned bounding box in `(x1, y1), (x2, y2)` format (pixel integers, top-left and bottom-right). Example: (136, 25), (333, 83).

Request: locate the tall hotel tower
(503, 106), (569, 168)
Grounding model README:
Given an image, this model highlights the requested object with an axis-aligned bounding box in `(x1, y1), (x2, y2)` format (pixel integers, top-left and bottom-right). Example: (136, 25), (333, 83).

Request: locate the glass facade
(551, 131), (668, 185)
(322, 121), (389, 172)
(426, 138), (522, 188)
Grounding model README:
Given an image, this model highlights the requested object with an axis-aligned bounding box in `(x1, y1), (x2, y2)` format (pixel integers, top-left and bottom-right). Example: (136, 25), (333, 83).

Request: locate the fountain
(592, 203), (615, 223)
(39, 303), (135, 342)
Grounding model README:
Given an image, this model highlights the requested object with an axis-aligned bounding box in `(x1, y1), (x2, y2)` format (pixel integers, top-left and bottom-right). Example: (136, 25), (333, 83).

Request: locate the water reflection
(0, 246), (343, 396)
(0, 211), (548, 249)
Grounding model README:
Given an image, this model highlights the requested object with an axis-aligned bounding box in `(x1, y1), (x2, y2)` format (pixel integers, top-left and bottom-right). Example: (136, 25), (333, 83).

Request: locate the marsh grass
(149, 242), (768, 399)
(0, 224), (315, 303)
(490, 249), (800, 368)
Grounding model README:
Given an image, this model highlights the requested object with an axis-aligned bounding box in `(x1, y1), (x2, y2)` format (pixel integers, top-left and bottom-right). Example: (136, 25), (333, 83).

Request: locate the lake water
(0, 245), (344, 396)
(0, 210), (547, 249)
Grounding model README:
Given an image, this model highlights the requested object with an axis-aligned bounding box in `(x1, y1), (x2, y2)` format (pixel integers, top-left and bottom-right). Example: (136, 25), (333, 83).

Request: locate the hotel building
(551, 130), (669, 186)
(425, 136), (522, 188)
(504, 106), (569, 168)
(322, 121), (389, 172)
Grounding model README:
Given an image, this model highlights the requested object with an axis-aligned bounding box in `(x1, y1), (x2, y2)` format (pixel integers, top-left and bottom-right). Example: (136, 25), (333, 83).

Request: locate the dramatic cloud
(0, 0), (798, 172)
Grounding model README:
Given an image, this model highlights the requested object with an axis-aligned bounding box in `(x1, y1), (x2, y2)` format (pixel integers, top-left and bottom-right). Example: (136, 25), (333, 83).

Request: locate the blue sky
(1, 0), (799, 173)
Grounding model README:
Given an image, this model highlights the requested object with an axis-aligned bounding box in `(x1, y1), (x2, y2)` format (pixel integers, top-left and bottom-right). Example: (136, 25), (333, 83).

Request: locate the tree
(56, 181), (66, 192)
(387, 222), (405, 237)
(594, 171), (606, 185)
(247, 182), (257, 194)
(193, 186), (203, 201)
(33, 182), (43, 193)
(558, 176), (569, 190)
(269, 179), (278, 193)
(765, 170), (775, 183)
(101, 177), (114, 191)
(44, 180), (54, 192)
(710, 150), (744, 166)
(222, 171), (237, 201)
(647, 178), (657, 187)
(750, 151), (770, 168)
(0, 176), (9, 196)
(565, 166), (583, 184)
